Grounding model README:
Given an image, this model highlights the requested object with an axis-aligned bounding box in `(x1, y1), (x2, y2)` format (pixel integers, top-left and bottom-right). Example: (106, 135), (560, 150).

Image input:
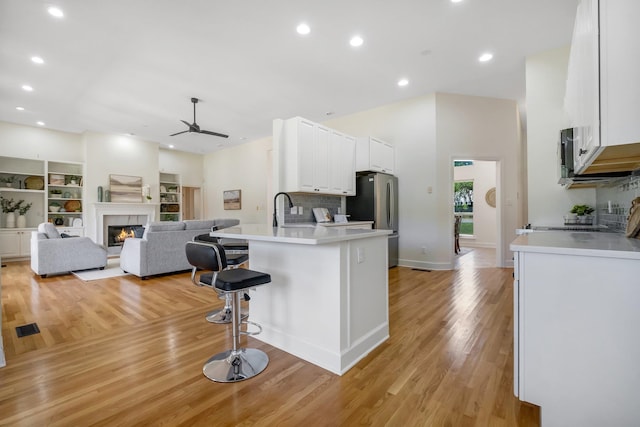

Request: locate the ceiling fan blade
(180, 120), (192, 127)
(199, 129), (229, 138)
(169, 130), (189, 136)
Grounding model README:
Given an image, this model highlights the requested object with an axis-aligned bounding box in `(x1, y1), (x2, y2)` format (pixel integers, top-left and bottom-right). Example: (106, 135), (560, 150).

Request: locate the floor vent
(16, 323), (41, 338)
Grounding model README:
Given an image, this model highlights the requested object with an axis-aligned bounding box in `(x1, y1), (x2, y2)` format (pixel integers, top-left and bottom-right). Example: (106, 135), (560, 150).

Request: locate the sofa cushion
(38, 222), (61, 239)
(146, 222), (186, 232)
(184, 219), (216, 230)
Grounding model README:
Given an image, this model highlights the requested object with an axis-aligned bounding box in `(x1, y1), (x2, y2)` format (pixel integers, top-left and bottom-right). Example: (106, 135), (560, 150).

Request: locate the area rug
(72, 258), (130, 281)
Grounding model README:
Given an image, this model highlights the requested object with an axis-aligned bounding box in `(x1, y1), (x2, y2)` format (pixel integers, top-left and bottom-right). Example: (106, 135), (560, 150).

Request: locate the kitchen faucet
(273, 192), (294, 227)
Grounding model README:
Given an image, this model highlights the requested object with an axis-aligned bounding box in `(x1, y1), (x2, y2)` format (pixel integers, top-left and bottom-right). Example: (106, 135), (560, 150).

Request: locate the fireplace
(107, 224), (142, 247)
(93, 202), (157, 255)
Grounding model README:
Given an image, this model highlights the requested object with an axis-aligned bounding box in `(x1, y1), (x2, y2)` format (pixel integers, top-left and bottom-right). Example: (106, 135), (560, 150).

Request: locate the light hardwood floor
(0, 254), (539, 426)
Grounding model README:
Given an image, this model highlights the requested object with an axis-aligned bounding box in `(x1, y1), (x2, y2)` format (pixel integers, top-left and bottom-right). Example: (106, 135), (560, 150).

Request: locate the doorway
(182, 187), (202, 220)
(452, 160), (499, 267)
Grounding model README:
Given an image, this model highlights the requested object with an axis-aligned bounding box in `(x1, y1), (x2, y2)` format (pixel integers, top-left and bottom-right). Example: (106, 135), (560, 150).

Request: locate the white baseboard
(398, 259), (453, 271)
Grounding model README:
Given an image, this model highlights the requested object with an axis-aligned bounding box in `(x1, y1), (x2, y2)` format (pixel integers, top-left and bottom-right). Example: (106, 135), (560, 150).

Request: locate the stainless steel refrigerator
(346, 172), (399, 268)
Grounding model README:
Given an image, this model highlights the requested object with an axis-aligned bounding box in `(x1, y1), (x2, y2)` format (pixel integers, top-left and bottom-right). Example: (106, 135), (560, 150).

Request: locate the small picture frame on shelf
(49, 174), (65, 185)
(223, 189), (241, 210)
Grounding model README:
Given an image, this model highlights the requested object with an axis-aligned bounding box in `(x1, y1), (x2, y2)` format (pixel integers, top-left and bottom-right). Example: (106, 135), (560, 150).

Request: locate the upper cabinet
(280, 117), (356, 196)
(565, 0), (640, 174)
(355, 137), (395, 174)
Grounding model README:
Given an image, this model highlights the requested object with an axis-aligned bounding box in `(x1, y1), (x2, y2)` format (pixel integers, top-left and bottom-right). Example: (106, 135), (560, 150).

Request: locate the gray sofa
(119, 219), (239, 278)
(31, 223), (108, 278)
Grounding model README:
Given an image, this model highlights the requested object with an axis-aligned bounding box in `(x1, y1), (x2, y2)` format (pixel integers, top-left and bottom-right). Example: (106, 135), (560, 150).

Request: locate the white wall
(526, 46), (595, 225)
(0, 122), (81, 162)
(82, 132), (160, 241)
(202, 136), (271, 224)
(435, 93), (521, 267)
(454, 161), (497, 248)
(325, 93), (520, 269)
(159, 149), (203, 187)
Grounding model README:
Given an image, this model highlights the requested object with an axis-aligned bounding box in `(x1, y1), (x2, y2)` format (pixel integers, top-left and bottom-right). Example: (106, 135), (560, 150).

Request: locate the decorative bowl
(49, 205), (61, 212)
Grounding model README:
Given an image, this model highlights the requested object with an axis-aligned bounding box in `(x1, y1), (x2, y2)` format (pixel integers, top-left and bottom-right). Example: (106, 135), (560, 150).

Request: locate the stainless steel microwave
(559, 127), (576, 179)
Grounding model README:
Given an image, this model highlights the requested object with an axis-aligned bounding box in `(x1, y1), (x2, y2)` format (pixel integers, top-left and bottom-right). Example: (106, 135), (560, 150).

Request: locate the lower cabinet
(0, 229), (33, 258)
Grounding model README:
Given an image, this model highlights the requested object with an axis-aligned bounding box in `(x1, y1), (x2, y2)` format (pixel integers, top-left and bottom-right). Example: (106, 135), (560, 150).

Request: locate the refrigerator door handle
(386, 182), (391, 227)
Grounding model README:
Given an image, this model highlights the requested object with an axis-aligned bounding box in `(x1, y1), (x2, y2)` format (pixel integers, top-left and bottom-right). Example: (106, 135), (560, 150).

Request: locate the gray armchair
(30, 223), (108, 278)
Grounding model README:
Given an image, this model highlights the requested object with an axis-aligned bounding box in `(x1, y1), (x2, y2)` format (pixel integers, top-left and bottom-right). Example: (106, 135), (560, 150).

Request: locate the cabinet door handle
(579, 148), (588, 156)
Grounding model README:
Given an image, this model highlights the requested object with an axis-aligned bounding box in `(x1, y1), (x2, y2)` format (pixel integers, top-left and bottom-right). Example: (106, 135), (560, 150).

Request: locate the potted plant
(16, 201), (32, 228)
(0, 196), (23, 228)
(571, 204), (595, 224)
(67, 175), (80, 185)
(0, 176), (15, 187)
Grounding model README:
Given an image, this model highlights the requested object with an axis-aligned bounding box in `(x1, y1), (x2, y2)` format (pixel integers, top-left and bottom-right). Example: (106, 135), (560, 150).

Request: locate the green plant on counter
(0, 176), (15, 184)
(571, 204), (594, 216)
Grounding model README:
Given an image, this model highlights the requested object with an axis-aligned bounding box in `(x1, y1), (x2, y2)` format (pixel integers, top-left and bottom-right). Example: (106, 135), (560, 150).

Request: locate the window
(454, 180), (474, 235)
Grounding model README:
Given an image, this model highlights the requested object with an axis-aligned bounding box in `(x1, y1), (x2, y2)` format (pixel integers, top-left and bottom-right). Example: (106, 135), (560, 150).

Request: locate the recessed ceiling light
(168, 144), (175, 149)
(451, 0), (463, 3)
(22, 84), (34, 92)
(479, 52), (493, 62)
(397, 78), (409, 87)
(37, 121), (45, 126)
(47, 6), (64, 18)
(350, 36), (364, 47)
(31, 56), (44, 64)
(16, 106), (25, 111)
(296, 23), (310, 35)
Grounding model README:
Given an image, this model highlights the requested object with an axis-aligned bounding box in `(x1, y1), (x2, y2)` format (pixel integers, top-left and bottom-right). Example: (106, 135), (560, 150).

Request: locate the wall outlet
(357, 247), (365, 263)
(421, 246), (427, 254)
(298, 206), (303, 215)
(291, 206), (297, 214)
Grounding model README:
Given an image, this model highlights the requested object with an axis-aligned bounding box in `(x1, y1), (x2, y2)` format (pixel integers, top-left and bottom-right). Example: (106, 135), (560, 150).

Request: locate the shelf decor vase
(98, 186), (103, 202)
(16, 214), (26, 229)
(5, 211), (16, 228)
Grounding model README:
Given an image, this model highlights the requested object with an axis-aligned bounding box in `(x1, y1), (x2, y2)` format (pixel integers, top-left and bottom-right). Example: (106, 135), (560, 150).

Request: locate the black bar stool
(185, 241), (270, 382)
(193, 233), (249, 324)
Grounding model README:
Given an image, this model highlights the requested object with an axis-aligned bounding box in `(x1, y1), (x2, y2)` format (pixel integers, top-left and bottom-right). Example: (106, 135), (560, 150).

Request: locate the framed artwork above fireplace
(109, 174), (142, 203)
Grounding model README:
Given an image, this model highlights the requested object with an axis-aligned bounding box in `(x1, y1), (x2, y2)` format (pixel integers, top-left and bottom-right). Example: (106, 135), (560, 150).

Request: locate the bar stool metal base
(205, 307), (249, 323)
(203, 348), (268, 382)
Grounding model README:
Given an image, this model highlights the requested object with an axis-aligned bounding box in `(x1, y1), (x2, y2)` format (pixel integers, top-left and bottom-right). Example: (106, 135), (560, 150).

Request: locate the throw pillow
(38, 222), (61, 239)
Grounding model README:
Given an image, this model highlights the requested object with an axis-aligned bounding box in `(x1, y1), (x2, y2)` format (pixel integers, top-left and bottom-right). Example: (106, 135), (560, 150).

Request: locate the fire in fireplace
(107, 224), (142, 247)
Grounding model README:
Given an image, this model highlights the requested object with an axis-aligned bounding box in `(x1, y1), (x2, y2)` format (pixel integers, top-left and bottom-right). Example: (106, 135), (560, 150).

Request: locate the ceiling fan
(170, 97), (229, 138)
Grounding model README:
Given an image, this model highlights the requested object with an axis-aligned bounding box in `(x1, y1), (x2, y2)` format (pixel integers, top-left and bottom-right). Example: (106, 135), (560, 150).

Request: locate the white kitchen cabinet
(281, 117), (355, 195)
(511, 233), (640, 427)
(566, 0), (640, 174)
(355, 137), (395, 174)
(0, 229), (33, 258)
(329, 131), (356, 195)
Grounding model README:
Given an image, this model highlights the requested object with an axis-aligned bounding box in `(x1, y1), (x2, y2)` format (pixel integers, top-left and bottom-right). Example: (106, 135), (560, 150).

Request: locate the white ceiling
(0, 0), (579, 154)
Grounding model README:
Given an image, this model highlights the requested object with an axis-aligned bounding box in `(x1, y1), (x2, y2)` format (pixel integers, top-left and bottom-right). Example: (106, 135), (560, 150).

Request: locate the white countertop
(211, 223), (390, 245)
(510, 231), (640, 260)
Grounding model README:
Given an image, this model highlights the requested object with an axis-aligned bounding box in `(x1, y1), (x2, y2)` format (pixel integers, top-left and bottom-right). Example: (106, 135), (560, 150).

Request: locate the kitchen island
(211, 224), (391, 375)
(511, 232), (640, 427)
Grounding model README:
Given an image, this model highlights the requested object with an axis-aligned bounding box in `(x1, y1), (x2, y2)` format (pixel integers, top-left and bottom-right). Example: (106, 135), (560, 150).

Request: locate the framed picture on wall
(109, 174), (143, 203)
(223, 189), (241, 210)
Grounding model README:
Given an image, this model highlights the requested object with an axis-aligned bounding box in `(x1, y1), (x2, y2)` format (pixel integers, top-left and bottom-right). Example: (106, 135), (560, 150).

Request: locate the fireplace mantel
(93, 203), (158, 246)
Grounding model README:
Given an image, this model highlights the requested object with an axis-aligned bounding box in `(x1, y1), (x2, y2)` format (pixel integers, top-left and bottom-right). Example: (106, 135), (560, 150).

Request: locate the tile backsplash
(283, 193), (343, 224)
(596, 175), (640, 232)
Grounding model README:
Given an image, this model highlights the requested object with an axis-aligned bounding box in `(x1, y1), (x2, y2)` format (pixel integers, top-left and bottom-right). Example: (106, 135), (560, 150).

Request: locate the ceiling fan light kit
(170, 97), (229, 138)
